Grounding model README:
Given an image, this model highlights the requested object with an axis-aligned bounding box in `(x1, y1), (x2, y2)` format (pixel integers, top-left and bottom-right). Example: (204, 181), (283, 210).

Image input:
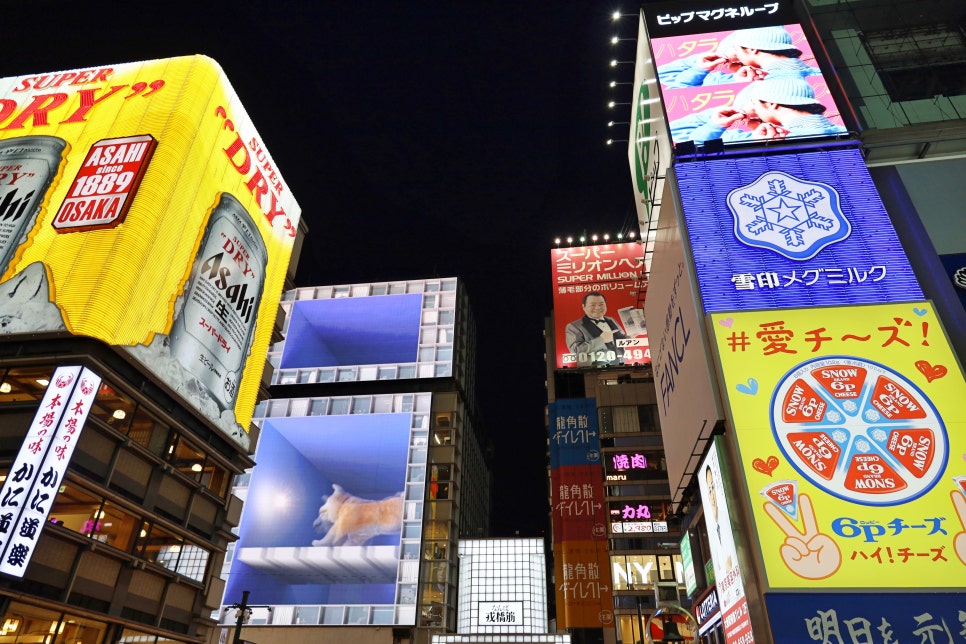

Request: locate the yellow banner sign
(711, 302), (966, 589)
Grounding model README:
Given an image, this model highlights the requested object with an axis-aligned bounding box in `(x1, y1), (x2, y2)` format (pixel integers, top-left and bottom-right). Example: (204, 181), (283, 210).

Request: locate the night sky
(2, 0), (640, 537)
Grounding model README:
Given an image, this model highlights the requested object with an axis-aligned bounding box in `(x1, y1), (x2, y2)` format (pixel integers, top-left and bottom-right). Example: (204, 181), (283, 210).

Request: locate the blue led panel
(549, 398), (601, 469)
(225, 414), (413, 606)
(675, 147), (923, 313)
(280, 293), (422, 369)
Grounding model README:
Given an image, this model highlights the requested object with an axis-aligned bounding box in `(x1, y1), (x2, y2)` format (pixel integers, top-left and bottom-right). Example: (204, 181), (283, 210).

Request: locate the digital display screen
(280, 294), (422, 369)
(654, 23), (847, 148)
(224, 412), (422, 622)
(674, 147), (923, 313)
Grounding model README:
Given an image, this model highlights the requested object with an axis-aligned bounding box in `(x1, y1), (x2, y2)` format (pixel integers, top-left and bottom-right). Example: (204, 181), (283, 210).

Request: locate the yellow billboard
(710, 303), (966, 589)
(0, 56), (301, 449)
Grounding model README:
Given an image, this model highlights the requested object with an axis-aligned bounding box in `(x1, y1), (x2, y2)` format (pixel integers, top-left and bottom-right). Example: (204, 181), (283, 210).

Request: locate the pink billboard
(551, 243), (649, 369)
(652, 24), (847, 147)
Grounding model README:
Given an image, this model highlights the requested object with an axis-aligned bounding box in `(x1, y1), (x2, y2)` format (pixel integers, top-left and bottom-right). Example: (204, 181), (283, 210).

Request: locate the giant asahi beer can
(0, 136), (68, 277)
(169, 193), (268, 412)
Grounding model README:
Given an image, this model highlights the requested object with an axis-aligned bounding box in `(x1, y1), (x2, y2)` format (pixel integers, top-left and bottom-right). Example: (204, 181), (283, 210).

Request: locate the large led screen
(710, 302), (966, 590)
(655, 24), (846, 147)
(0, 57), (301, 450)
(551, 242), (650, 369)
(280, 294), (422, 369)
(642, 0), (849, 149)
(674, 147), (923, 314)
(224, 412), (424, 622)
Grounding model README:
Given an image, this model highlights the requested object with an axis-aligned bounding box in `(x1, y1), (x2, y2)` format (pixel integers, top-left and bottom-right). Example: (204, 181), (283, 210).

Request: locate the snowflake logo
(727, 170), (851, 260)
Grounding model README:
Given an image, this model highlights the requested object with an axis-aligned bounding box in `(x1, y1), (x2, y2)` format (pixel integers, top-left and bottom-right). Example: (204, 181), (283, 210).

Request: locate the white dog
(312, 484), (404, 546)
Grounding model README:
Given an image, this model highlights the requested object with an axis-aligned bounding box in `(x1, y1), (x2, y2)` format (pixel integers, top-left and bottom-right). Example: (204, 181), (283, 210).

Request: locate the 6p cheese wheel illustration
(771, 356), (947, 506)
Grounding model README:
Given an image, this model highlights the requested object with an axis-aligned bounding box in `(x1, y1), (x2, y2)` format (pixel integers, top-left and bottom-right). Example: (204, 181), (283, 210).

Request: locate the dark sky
(2, 0), (639, 537)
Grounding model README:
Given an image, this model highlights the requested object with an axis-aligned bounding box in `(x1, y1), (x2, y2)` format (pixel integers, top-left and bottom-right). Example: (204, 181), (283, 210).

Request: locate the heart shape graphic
(913, 307), (927, 317)
(752, 456), (779, 476)
(915, 360), (947, 383)
(736, 378), (758, 395)
(719, 317), (734, 328)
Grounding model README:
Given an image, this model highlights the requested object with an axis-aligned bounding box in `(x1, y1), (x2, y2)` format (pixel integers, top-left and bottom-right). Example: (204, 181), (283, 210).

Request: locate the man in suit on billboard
(565, 291), (629, 365)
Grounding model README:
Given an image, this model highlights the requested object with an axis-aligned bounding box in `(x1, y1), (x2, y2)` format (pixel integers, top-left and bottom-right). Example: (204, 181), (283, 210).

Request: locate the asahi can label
(169, 193), (267, 411)
(0, 136), (68, 277)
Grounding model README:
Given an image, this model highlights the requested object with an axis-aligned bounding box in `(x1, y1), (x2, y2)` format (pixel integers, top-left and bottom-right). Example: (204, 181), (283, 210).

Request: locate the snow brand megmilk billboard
(0, 56), (301, 449)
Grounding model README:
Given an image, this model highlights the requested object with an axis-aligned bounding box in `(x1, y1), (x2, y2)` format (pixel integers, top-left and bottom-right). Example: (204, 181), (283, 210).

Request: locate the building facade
(214, 278), (492, 644)
(0, 56), (303, 644)
(546, 239), (687, 644)
(621, 0), (966, 641)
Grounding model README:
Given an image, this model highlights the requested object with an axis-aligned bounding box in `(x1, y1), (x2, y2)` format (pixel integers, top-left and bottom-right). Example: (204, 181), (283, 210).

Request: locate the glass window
(137, 522), (182, 567)
(48, 483), (103, 536)
(118, 627), (158, 644)
(294, 606), (319, 625)
(346, 606), (368, 624)
(89, 501), (139, 552)
(330, 398), (350, 415)
(321, 606), (344, 624)
(351, 397), (371, 414)
(169, 436), (206, 481)
(438, 310), (455, 324)
(90, 381), (136, 433)
(398, 365), (417, 379)
(377, 367), (396, 380)
(137, 522), (209, 582)
(126, 407), (170, 456)
(422, 294), (437, 309)
(200, 462), (230, 498)
(0, 365), (55, 402)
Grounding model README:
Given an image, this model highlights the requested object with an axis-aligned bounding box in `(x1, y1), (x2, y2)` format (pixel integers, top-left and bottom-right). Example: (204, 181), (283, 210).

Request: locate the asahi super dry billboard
(0, 56), (301, 448)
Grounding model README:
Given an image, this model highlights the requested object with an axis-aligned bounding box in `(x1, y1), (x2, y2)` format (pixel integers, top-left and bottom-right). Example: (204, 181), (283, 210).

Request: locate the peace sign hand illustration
(951, 490), (966, 565)
(763, 493), (841, 579)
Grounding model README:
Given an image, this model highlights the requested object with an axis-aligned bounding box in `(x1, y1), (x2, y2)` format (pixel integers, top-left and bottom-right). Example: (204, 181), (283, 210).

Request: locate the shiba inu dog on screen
(311, 484), (404, 547)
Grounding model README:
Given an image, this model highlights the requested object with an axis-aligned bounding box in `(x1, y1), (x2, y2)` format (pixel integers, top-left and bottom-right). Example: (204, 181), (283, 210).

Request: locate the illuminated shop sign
(696, 588), (721, 626)
(699, 437), (756, 644)
(766, 592), (966, 642)
(551, 243), (650, 369)
(611, 452), (648, 470)
(0, 366), (100, 578)
(710, 302), (966, 590)
(479, 602), (524, 627)
(674, 147), (923, 313)
(549, 398), (601, 468)
(612, 521), (669, 534)
(644, 0), (797, 37)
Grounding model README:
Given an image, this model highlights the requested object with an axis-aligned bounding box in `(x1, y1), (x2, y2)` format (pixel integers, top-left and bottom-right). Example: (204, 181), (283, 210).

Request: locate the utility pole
(226, 590), (273, 644)
(231, 590), (250, 644)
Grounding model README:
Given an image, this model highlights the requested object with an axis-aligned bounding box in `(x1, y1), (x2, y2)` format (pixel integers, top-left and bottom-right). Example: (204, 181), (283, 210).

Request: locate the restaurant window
(0, 366), (56, 403)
